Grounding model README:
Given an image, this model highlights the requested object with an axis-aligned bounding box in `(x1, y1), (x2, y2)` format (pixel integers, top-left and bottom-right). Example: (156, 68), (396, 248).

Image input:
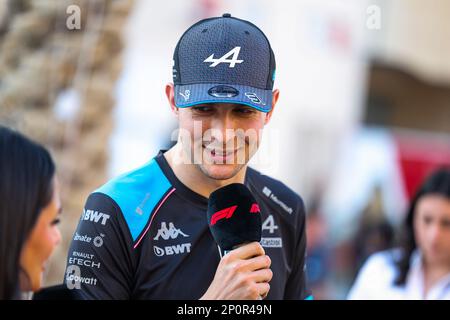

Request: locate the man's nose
(209, 115), (235, 143)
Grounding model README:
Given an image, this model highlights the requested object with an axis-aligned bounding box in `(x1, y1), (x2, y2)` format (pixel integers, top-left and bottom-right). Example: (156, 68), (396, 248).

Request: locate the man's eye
(192, 106), (213, 112)
(234, 107), (254, 114)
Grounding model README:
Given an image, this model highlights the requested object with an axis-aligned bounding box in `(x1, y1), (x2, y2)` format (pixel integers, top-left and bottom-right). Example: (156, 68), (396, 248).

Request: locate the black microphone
(207, 183), (262, 256)
(32, 284), (84, 300)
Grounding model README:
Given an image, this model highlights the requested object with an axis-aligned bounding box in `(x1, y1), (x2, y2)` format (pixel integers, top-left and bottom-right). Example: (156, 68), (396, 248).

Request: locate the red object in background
(198, 0), (221, 18)
(394, 133), (450, 200)
(329, 18), (352, 54)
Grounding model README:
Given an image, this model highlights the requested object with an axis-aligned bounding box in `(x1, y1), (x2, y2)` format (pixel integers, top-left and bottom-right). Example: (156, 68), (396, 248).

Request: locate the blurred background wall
(0, 0), (134, 287)
(0, 0), (449, 299)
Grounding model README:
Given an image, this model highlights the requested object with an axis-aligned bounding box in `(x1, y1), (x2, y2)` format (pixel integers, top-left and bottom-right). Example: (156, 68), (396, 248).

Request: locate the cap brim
(174, 83), (272, 112)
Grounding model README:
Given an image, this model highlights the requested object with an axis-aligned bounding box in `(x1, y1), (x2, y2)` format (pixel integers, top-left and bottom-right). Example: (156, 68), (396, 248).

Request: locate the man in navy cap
(65, 13), (310, 300)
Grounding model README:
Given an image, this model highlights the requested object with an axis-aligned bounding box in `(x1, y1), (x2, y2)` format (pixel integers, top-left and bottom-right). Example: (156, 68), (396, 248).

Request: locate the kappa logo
(153, 222), (189, 241)
(179, 89), (190, 101)
(204, 46), (243, 68)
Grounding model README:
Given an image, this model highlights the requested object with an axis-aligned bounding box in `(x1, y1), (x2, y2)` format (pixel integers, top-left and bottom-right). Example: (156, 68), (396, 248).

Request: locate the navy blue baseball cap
(172, 13), (276, 113)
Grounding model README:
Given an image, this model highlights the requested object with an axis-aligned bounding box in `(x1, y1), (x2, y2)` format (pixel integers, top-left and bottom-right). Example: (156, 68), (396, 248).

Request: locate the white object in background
(348, 249), (450, 300)
(322, 127), (408, 242)
(53, 88), (80, 122)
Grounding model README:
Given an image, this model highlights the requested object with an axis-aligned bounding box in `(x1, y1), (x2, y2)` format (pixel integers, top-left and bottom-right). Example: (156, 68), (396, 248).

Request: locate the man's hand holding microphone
(201, 184), (272, 300)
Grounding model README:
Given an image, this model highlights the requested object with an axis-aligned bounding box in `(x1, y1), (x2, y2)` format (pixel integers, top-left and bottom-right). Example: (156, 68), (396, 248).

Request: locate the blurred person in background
(348, 168), (450, 299)
(305, 201), (332, 299)
(353, 221), (394, 273)
(0, 126), (62, 300)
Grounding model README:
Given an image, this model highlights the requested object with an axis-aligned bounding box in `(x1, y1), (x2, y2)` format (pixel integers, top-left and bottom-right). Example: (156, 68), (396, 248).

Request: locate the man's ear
(165, 83), (179, 116)
(264, 89), (279, 125)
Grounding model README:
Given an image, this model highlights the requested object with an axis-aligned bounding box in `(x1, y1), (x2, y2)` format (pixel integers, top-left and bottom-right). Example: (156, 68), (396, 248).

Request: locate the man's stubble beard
(190, 142), (256, 181)
(195, 161), (247, 181)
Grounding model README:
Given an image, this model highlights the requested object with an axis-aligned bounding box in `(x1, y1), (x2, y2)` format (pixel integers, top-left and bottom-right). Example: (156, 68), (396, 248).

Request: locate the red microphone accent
(210, 205), (238, 226)
(250, 203), (260, 213)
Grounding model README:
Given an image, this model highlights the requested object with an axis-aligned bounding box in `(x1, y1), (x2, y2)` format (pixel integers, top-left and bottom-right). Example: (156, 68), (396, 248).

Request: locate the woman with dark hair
(348, 168), (450, 299)
(0, 126), (62, 299)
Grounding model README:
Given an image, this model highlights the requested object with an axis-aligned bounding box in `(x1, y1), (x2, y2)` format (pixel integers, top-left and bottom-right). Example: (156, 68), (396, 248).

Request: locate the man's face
(177, 103), (269, 180)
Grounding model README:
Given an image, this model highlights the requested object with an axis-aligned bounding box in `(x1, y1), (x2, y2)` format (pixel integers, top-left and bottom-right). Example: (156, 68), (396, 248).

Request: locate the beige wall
(372, 0), (450, 85)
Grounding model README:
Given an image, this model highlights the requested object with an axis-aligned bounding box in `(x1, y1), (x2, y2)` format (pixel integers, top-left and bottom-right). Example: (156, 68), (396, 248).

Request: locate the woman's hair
(0, 126), (55, 299)
(394, 167), (450, 286)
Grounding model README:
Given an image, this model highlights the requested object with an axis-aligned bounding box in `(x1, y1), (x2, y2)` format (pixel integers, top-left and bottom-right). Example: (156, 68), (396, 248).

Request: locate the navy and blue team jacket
(64, 151), (309, 299)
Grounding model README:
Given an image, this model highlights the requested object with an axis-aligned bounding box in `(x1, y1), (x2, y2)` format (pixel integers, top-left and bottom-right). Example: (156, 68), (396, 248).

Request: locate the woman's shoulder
(363, 248), (402, 271)
(347, 248), (403, 299)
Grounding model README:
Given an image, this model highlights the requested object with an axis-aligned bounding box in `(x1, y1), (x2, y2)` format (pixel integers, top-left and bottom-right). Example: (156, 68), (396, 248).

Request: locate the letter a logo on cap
(204, 46), (244, 68)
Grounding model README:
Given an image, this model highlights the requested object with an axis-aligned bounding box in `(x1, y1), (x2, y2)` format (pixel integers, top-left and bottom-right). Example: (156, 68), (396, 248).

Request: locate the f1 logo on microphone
(209, 203), (260, 226)
(210, 205), (237, 226)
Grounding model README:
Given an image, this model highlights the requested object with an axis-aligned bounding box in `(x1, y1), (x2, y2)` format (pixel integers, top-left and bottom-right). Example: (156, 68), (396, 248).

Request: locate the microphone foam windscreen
(207, 183), (262, 250)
